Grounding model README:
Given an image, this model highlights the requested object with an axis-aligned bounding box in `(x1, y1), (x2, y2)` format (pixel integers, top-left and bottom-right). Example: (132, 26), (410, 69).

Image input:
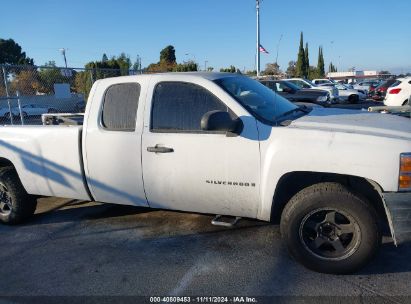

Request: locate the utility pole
(256, 0), (260, 77)
(204, 60), (208, 71)
(275, 34), (283, 65)
(59, 48), (68, 68)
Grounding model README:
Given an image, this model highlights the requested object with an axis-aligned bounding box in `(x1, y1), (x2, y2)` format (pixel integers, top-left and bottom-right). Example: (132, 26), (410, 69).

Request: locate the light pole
(59, 48), (68, 68)
(204, 60), (208, 71)
(256, 0), (260, 77)
(275, 34), (283, 65)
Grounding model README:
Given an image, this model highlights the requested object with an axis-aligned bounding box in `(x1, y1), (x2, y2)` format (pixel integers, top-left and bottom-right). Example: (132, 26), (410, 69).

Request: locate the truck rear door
(83, 79), (148, 207)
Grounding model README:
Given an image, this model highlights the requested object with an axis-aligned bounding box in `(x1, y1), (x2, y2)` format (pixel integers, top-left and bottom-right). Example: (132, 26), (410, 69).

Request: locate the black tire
(0, 167), (37, 224)
(348, 95), (359, 104)
(280, 182), (381, 274)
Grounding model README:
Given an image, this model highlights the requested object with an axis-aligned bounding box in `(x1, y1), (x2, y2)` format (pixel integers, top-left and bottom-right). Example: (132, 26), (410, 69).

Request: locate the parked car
(371, 79), (397, 101)
(353, 80), (382, 93)
(0, 73), (410, 275)
(312, 79), (334, 86)
(11, 104), (58, 117)
(321, 83), (367, 103)
(284, 78), (339, 102)
(0, 106), (14, 120)
(384, 77), (411, 106)
(259, 80), (330, 106)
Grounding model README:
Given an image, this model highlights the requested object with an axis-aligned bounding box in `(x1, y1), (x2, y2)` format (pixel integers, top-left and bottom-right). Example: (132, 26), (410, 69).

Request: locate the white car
(11, 104), (58, 117)
(312, 79), (334, 86)
(284, 78), (339, 102)
(321, 83), (367, 103)
(384, 77), (411, 107)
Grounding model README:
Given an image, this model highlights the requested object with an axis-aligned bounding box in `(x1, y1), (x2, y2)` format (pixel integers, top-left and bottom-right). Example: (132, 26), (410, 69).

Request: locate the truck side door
(141, 79), (261, 218)
(83, 80), (148, 207)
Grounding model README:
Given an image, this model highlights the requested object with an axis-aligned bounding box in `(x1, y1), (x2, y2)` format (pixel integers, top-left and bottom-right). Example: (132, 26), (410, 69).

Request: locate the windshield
(214, 76), (299, 124)
(282, 81), (301, 91)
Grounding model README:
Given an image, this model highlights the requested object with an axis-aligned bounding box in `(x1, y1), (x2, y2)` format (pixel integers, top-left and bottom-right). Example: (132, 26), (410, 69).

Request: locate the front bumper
(383, 192), (411, 244)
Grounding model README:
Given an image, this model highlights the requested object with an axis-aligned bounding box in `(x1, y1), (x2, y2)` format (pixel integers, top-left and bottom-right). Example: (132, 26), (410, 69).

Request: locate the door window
(151, 82), (228, 132)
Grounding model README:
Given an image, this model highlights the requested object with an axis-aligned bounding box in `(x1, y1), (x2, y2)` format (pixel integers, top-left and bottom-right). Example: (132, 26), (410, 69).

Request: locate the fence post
(1, 66), (14, 125)
(16, 91), (24, 125)
(89, 69), (94, 84)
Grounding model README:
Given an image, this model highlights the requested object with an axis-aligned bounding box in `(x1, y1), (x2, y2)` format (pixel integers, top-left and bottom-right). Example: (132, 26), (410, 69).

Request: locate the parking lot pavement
(1, 197), (411, 302)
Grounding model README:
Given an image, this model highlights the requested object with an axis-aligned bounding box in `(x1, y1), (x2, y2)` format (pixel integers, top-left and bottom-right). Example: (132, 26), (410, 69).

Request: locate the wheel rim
(0, 183), (12, 216)
(299, 208), (361, 261)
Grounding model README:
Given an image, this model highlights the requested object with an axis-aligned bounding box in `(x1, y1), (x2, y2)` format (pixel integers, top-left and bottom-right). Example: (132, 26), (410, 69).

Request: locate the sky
(1, 0), (411, 74)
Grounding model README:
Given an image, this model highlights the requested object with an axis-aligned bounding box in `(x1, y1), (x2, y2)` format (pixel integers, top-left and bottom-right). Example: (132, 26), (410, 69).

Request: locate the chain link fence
(0, 64), (140, 125)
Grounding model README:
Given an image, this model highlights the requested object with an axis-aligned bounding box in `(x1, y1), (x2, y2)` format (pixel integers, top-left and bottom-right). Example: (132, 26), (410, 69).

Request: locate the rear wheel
(348, 95), (359, 104)
(280, 182), (381, 274)
(0, 167), (37, 224)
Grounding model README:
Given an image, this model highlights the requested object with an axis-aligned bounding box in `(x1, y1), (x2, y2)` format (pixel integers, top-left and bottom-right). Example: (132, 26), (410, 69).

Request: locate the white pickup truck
(0, 72), (410, 274)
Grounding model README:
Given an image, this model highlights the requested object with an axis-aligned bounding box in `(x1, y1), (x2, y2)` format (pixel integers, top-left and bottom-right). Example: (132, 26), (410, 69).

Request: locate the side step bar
(211, 215), (241, 227)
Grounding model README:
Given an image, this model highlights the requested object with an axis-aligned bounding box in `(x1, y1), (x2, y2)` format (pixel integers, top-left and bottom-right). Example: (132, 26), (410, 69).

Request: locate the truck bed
(0, 125), (91, 200)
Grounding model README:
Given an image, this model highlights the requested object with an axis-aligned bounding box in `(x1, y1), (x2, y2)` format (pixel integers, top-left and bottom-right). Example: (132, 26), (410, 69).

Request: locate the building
(327, 70), (391, 81)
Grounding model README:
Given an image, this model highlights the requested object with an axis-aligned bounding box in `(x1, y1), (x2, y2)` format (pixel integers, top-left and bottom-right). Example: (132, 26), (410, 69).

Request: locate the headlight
(399, 153), (411, 191)
(316, 95), (328, 102)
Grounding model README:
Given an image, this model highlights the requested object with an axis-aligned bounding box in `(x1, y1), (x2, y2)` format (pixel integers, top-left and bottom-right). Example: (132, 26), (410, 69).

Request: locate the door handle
(147, 145), (174, 153)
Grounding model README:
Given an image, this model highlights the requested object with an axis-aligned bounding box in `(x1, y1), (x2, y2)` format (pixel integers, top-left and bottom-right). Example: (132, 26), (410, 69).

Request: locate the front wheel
(280, 182), (381, 274)
(0, 167), (37, 224)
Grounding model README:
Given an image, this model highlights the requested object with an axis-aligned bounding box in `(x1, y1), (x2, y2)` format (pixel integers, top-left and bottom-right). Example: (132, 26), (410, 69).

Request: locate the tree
(0, 38), (34, 65)
(147, 45), (177, 73)
(295, 32), (306, 78)
(308, 66), (320, 80)
(304, 43), (310, 78)
(160, 45), (176, 64)
(116, 53), (131, 75)
(207, 67), (214, 72)
(263, 62), (281, 75)
(37, 61), (70, 94)
(245, 70), (257, 76)
(10, 69), (41, 95)
(173, 60), (198, 72)
(74, 71), (93, 99)
(328, 62), (337, 73)
(220, 65), (236, 73)
(286, 61), (296, 77)
(378, 70), (390, 75)
(317, 47), (325, 78)
(102, 53), (108, 62)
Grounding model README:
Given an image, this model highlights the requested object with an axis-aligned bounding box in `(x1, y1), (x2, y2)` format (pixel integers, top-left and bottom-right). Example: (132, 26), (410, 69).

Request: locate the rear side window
(151, 82), (227, 132)
(390, 80), (401, 88)
(102, 83), (140, 131)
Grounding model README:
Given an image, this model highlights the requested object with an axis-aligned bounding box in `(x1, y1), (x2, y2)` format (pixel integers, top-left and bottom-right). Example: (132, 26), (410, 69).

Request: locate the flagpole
(256, 0), (260, 77)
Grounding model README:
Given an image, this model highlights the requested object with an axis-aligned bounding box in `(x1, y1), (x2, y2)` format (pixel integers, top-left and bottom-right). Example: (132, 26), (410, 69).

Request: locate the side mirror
(201, 110), (243, 135)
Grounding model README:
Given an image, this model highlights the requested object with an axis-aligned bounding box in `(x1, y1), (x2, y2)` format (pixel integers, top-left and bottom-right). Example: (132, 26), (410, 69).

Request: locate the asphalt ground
(1, 197), (411, 304)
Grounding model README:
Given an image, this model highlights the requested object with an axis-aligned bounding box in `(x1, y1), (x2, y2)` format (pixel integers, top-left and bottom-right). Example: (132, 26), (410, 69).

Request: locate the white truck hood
(290, 108), (411, 140)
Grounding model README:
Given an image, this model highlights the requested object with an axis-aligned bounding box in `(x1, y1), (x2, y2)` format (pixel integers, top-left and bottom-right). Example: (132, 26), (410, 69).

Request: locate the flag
(259, 44), (269, 54)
